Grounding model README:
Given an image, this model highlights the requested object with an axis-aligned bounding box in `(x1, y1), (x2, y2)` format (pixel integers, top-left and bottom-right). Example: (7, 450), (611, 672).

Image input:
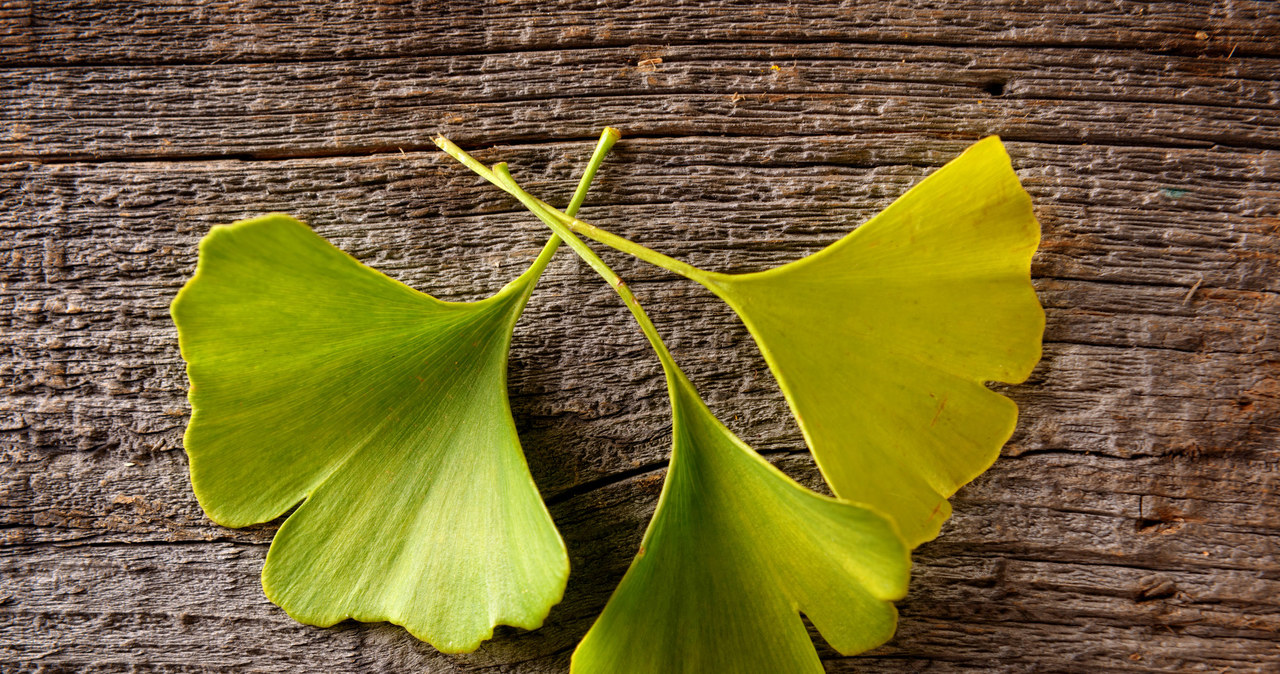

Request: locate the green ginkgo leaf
(171, 214), (567, 651)
(571, 367), (911, 673)
(430, 145), (912, 672)
(172, 130), (616, 650)
(486, 136), (1044, 548)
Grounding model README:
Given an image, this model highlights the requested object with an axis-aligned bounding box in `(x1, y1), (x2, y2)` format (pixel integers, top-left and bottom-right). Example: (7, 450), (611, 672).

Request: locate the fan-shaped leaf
(172, 214), (566, 652)
(696, 137), (1044, 546)
(571, 369), (910, 673)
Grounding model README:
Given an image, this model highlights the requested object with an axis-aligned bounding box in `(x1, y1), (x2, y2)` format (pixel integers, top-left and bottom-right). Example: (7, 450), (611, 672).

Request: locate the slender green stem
(521, 128), (621, 281)
(432, 136), (680, 373)
(567, 128), (621, 216)
(531, 194), (711, 283)
(434, 135), (715, 288)
(434, 131), (698, 374)
(488, 163), (681, 374)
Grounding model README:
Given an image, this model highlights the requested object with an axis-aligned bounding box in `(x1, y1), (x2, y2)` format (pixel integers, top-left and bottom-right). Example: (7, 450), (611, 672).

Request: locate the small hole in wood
(983, 80), (1007, 97)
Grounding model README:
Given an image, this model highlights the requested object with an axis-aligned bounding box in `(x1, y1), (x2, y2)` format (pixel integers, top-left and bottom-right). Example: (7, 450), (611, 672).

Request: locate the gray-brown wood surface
(2, 1), (1278, 671)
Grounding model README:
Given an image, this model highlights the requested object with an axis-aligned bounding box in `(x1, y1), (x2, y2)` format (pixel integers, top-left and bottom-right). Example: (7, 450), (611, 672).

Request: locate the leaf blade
(710, 136), (1044, 546)
(172, 213), (567, 651)
(571, 374), (909, 673)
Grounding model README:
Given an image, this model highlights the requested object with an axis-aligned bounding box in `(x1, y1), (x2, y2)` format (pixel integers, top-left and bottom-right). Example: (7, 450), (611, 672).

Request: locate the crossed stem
(434, 130), (686, 376)
(519, 127), (621, 283)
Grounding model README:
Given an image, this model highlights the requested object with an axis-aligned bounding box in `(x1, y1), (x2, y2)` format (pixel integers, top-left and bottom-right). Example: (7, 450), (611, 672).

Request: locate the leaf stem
(434, 133), (682, 374)
(544, 195), (721, 285)
(502, 165), (683, 374)
(435, 135), (715, 288)
(520, 128), (621, 282)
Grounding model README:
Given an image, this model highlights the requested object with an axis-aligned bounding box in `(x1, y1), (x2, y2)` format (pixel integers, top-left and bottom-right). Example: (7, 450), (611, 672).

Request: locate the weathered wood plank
(9, 43), (1278, 119)
(4, 44), (1279, 162)
(4, 453), (1278, 672)
(2, 0), (1277, 67)
(2, 129), (1277, 671)
(3, 2), (1279, 667)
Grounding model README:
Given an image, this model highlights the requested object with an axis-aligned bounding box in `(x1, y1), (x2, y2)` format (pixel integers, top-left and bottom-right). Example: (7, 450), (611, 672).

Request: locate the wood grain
(4, 44), (1280, 162)
(2, 1), (1278, 672)
(3, 0), (1278, 67)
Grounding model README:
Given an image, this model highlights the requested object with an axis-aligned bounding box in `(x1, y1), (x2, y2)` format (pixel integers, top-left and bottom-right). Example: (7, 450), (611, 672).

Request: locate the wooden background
(2, 1), (1278, 671)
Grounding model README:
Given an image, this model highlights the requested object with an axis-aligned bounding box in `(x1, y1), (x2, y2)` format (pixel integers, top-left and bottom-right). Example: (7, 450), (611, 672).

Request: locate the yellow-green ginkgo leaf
(511, 136), (1044, 548)
(171, 214), (567, 651)
(571, 368), (911, 673)
(704, 137), (1042, 547)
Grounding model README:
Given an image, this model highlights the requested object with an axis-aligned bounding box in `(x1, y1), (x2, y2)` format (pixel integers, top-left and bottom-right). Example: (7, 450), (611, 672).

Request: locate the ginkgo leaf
(489, 136), (1044, 548)
(571, 368), (911, 673)
(171, 214), (567, 652)
(694, 137), (1044, 547)
(172, 129), (617, 650)
(428, 144), (912, 672)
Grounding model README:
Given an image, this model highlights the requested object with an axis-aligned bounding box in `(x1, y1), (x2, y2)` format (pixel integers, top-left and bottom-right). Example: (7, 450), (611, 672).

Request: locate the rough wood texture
(2, 1), (1278, 672)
